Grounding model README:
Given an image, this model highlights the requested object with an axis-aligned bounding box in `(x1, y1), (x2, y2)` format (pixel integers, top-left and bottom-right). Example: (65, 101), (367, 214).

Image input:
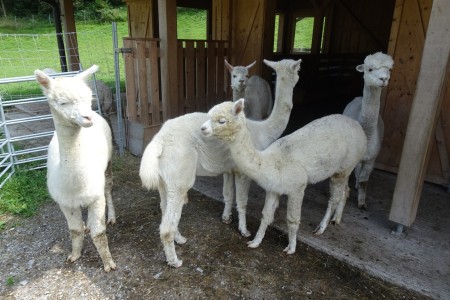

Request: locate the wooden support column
(390, 0), (450, 226)
(60, 0), (80, 71)
(158, 0), (179, 120)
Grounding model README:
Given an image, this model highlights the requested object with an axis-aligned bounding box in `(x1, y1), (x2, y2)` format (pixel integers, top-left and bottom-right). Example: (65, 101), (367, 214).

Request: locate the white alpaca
(343, 52), (394, 209)
(201, 99), (367, 253)
(225, 59), (273, 120)
(35, 66), (116, 272)
(140, 59), (301, 267)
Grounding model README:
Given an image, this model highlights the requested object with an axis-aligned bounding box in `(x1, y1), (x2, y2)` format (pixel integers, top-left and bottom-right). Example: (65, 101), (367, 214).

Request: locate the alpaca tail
(139, 138), (163, 190)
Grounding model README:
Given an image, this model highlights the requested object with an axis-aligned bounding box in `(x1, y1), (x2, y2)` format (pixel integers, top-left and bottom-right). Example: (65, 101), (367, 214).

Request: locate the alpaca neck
(228, 125), (271, 182)
(359, 85), (381, 134)
(232, 88), (245, 101)
(51, 110), (84, 166)
(260, 76), (294, 139)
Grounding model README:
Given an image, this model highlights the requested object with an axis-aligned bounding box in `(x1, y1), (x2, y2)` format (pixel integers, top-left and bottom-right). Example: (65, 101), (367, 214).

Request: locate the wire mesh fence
(0, 23), (127, 187)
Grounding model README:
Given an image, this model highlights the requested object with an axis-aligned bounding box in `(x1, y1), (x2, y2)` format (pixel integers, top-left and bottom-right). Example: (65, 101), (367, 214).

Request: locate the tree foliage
(0, 0), (124, 19)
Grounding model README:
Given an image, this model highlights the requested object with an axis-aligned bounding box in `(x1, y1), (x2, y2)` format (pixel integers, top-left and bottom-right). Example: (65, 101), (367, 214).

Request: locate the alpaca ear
(76, 64), (99, 81)
(246, 61), (256, 70)
(35, 70), (52, 90)
(356, 64), (365, 72)
(263, 59), (276, 70)
(292, 59), (302, 71)
(224, 59), (234, 72)
(233, 99), (245, 116)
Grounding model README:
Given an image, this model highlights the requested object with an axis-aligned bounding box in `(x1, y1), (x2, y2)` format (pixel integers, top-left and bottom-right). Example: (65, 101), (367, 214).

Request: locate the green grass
(177, 7), (207, 39)
(0, 18), (128, 100)
(0, 168), (48, 217)
(6, 276), (15, 286)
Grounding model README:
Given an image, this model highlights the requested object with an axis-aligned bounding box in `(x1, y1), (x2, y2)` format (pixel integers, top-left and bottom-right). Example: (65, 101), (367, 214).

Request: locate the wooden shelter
(122, 0), (449, 229)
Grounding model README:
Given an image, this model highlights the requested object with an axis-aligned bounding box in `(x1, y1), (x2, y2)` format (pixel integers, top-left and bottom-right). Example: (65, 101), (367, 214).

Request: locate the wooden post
(389, 0), (450, 227)
(60, 0), (80, 71)
(158, 0), (179, 119)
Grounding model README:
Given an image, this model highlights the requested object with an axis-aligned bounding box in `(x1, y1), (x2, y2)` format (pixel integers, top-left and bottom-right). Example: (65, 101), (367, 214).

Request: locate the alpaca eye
(368, 68), (373, 72)
(245, 75), (249, 78)
(233, 75), (237, 78)
(218, 118), (227, 124)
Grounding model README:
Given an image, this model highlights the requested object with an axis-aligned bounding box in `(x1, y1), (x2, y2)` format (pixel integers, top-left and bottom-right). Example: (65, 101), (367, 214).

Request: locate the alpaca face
(201, 100), (245, 142)
(225, 60), (256, 92)
(264, 59), (302, 87)
(357, 52), (394, 88)
(35, 67), (98, 128)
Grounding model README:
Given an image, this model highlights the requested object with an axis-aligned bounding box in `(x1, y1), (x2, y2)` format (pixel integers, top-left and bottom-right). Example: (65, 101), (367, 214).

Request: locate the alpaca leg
(160, 189), (185, 268)
(159, 185), (186, 245)
(331, 175), (351, 225)
(87, 197), (116, 272)
(284, 189), (305, 255)
(222, 172), (235, 224)
(248, 192), (280, 248)
(235, 173), (252, 237)
(357, 161), (375, 209)
(105, 161), (116, 225)
(59, 205), (85, 263)
(354, 162), (361, 189)
(314, 174), (347, 235)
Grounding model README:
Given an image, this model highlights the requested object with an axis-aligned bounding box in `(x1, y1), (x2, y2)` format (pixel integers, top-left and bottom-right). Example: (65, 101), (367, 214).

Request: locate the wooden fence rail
(122, 38), (229, 155)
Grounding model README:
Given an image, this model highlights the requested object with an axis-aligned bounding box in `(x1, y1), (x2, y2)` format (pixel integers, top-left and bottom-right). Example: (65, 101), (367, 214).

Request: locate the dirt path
(0, 154), (429, 299)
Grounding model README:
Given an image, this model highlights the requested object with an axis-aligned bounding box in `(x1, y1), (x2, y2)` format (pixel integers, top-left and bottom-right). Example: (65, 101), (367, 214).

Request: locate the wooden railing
(123, 38), (229, 127)
(177, 40), (229, 114)
(122, 37), (229, 154)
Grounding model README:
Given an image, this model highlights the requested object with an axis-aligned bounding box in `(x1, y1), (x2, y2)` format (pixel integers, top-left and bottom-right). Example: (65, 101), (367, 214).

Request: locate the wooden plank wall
(329, 0), (395, 54)
(230, 0), (265, 73)
(123, 38), (162, 126)
(212, 0), (230, 41)
(124, 0), (153, 38)
(177, 40), (229, 113)
(378, 0), (450, 186)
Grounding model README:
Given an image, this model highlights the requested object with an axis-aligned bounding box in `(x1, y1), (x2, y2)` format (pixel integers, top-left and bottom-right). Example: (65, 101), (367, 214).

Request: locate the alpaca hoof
(358, 203), (368, 210)
(240, 229), (251, 238)
(168, 259), (183, 268)
(107, 218), (116, 225)
(67, 253), (81, 263)
(84, 227), (91, 234)
(175, 233), (187, 245)
(222, 216), (232, 225)
(313, 226), (325, 236)
(103, 260), (117, 272)
(283, 246), (296, 255)
(247, 240), (260, 248)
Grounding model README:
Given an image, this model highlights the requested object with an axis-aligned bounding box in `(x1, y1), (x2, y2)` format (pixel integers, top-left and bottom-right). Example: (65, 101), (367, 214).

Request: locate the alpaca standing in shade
(343, 52), (394, 209)
(201, 99), (367, 253)
(225, 59), (273, 120)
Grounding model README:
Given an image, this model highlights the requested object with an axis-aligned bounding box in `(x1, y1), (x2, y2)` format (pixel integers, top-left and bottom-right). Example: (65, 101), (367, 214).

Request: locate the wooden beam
(390, 0), (450, 226)
(158, 0), (179, 119)
(59, 0), (80, 71)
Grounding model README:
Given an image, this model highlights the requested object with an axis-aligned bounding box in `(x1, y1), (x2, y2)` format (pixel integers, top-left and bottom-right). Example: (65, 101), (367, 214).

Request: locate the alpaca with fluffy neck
(225, 59), (273, 120)
(201, 99), (366, 253)
(343, 52), (394, 209)
(35, 65), (116, 272)
(140, 59), (301, 267)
